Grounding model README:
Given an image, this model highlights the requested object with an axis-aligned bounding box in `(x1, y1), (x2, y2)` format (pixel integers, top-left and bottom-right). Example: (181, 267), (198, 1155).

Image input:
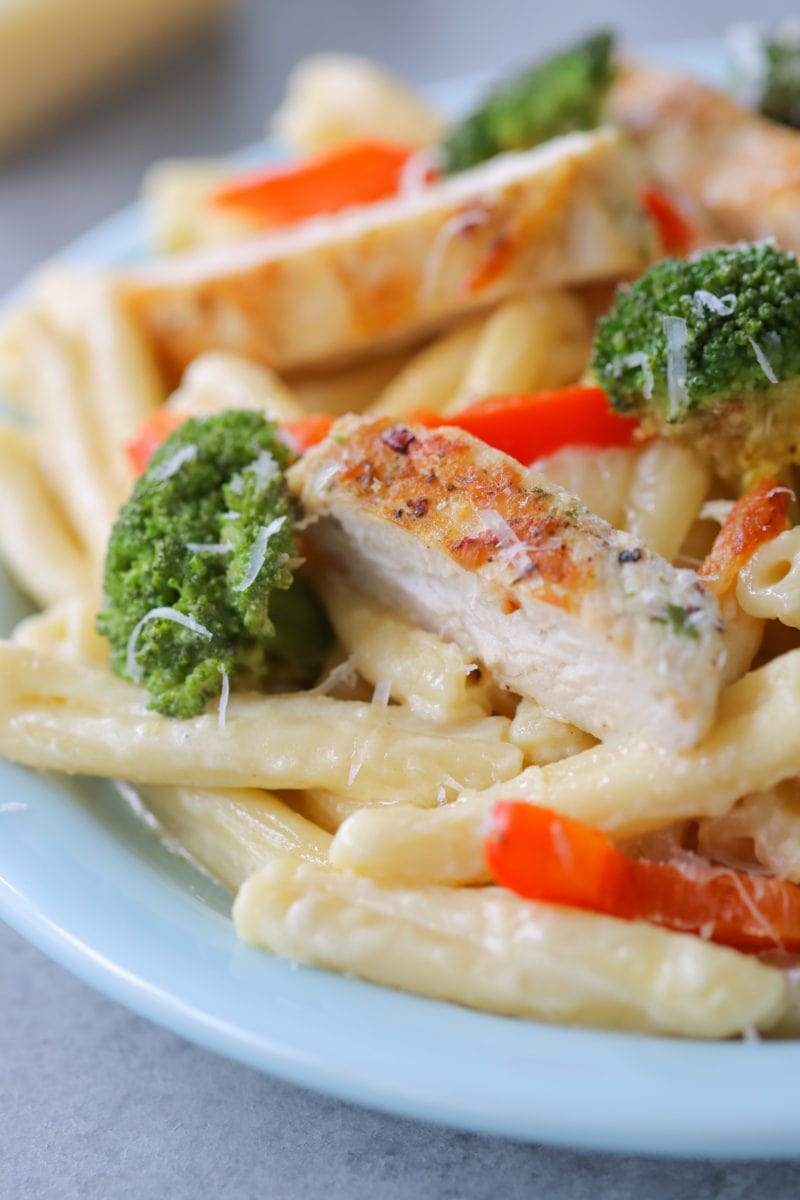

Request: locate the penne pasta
(446, 290), (592, 412)
(234, 857), (786, 1038)
(270, 54), (446, 153)
(12, 596), (108, 668)
(329, 650), (800, 884)
(142, 158), (259, 254)
(366, 317), (486, 418)
(624, 441), (711, 562)
(0, 427), (91, 608)
(170, 351), (306, 422)
(508, 698), (596, 766)
(138, 784), (332, 891)
(0, 643), (522, 802)
(7, 311), (121, 570)
(319, 570), (491, 721)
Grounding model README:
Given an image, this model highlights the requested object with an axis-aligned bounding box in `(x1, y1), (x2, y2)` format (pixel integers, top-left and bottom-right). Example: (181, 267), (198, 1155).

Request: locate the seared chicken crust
(117, 129), (652, 381)
(610, 60), (800, 252)
(290, 418), (728, 749)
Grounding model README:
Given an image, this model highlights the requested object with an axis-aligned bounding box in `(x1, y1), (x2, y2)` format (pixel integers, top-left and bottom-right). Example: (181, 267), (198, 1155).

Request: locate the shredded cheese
(371, 678), (391, 705)
(247, 449), (280, 490)
(232, 515), (287, 593)
(218, 670), (230, 729)
(400, 146), (441, 194)
(311, 656), (359, 696)
(125, 606), (213, 682)
(479, 509), (531, 574)
(420, 206), (490, 301)
(150, 443), (197, 483)
(185, 541), (233, 555)
(692, 290), (737, 317)
(747, 335), (779, 384)
(663, 315), (689, 421)
(620, 351), (654, 400)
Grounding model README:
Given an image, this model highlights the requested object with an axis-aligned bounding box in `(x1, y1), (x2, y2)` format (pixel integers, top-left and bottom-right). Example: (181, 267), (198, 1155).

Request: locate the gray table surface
(4, 2), (800, 1196)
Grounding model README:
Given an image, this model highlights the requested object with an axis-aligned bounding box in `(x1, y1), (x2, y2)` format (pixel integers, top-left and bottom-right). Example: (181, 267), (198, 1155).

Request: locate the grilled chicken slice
(117, 129), (653, 382)
(290, 418), (728, 749)
(609, 60), (800, 252)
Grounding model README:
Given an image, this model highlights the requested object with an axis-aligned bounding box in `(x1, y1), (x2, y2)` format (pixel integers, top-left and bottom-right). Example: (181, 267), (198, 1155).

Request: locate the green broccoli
(96, 410), (332, 718)
(440, 30), (616, 175)
(590, 241), (800, 482)
(729, 23), (800, 129)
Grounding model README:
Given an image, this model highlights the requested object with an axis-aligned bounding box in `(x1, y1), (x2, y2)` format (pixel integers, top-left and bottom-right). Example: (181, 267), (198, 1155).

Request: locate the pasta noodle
(624, 440), (711, 563)
(167, 351), (305, 422)
(446, 290), (592, 412)
(737, 528), (800, 626)
(328, 650), (800, 884)
(0, 643), (522, 801)
(138, 784), (332, 891)
(234, 857), (786, 1038)
(0, 427), (91, 608)
(270, 54), (446, 153)
(319, 570), (491, 722)
(366, 317), (487, 418)
(696, 779), (800, 883)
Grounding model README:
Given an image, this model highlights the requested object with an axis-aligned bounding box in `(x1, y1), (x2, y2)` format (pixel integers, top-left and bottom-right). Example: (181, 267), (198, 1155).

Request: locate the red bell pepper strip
(126, 410), (337, 476)
(641, 183), (697, 258)
(698, 477), (791, 595)
(280, 413), (335, 456)
(412, 386), (639, 464)
(486, 800), (800, 953)
(126, 408), (184, 475)
(210, 140), (419, 226)
(128, 386), (639, 476)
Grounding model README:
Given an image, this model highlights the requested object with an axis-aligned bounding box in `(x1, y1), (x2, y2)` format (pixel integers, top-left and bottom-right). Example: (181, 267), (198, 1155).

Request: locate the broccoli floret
(440, 31), (616, 175)
(590, 241), (800, 481)
(96, 410), (332, 718)
(730, 23), (800, 128)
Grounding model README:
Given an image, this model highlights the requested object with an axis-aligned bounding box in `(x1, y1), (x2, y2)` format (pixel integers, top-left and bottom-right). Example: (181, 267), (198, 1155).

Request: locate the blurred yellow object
(0, 0), (234, 157)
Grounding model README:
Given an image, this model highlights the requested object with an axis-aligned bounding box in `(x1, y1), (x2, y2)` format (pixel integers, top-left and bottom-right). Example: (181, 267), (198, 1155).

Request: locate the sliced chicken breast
(290, 418), (728, 749)
(117, 129), (653, 381)
(610, 60), (800, 252)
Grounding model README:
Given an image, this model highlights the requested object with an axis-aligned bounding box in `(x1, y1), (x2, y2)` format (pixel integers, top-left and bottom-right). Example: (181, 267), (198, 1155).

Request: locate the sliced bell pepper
(210, 139), (419, 226)
(412, 386), (639, 464)
(126, 408), (184, 475)
(280, 413), (336, 456)
(640, 183), (697, 258)
(486, 800), (800, 953)
(698, 477), (791, 595)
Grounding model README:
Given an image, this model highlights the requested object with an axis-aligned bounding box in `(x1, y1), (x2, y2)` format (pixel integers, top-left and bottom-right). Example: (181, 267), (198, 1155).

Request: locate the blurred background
(0, 0), (797, 294)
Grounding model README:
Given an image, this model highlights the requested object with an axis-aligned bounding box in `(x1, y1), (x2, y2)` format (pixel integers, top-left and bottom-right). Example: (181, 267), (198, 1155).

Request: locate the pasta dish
(5, 28), (800, 1040)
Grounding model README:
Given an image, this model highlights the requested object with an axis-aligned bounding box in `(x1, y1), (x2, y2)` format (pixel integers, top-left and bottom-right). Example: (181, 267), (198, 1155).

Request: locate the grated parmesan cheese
(400, 146), (441, 194)
(218, 670), (230, 729)
(479, 509), (531, 574)
(663, 315), (689, 421)
(620, 351), (654, 400)
(185, 540), (233, 555)
(125, 606), (212, 682)
(232, 515), (287, 593)
(420, 206), (490, 300)
(150, 443), (197, 483)
(371, 678), (391, 705)
(311, 656), (359, 695)
(747, 335), (779, 384)
(692, 290), (737, 317)
(247, 449), (280, 490)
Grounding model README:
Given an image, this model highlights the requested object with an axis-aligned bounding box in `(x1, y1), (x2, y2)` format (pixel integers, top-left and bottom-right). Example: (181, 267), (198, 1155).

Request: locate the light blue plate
(2, 40), (799, 1160)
